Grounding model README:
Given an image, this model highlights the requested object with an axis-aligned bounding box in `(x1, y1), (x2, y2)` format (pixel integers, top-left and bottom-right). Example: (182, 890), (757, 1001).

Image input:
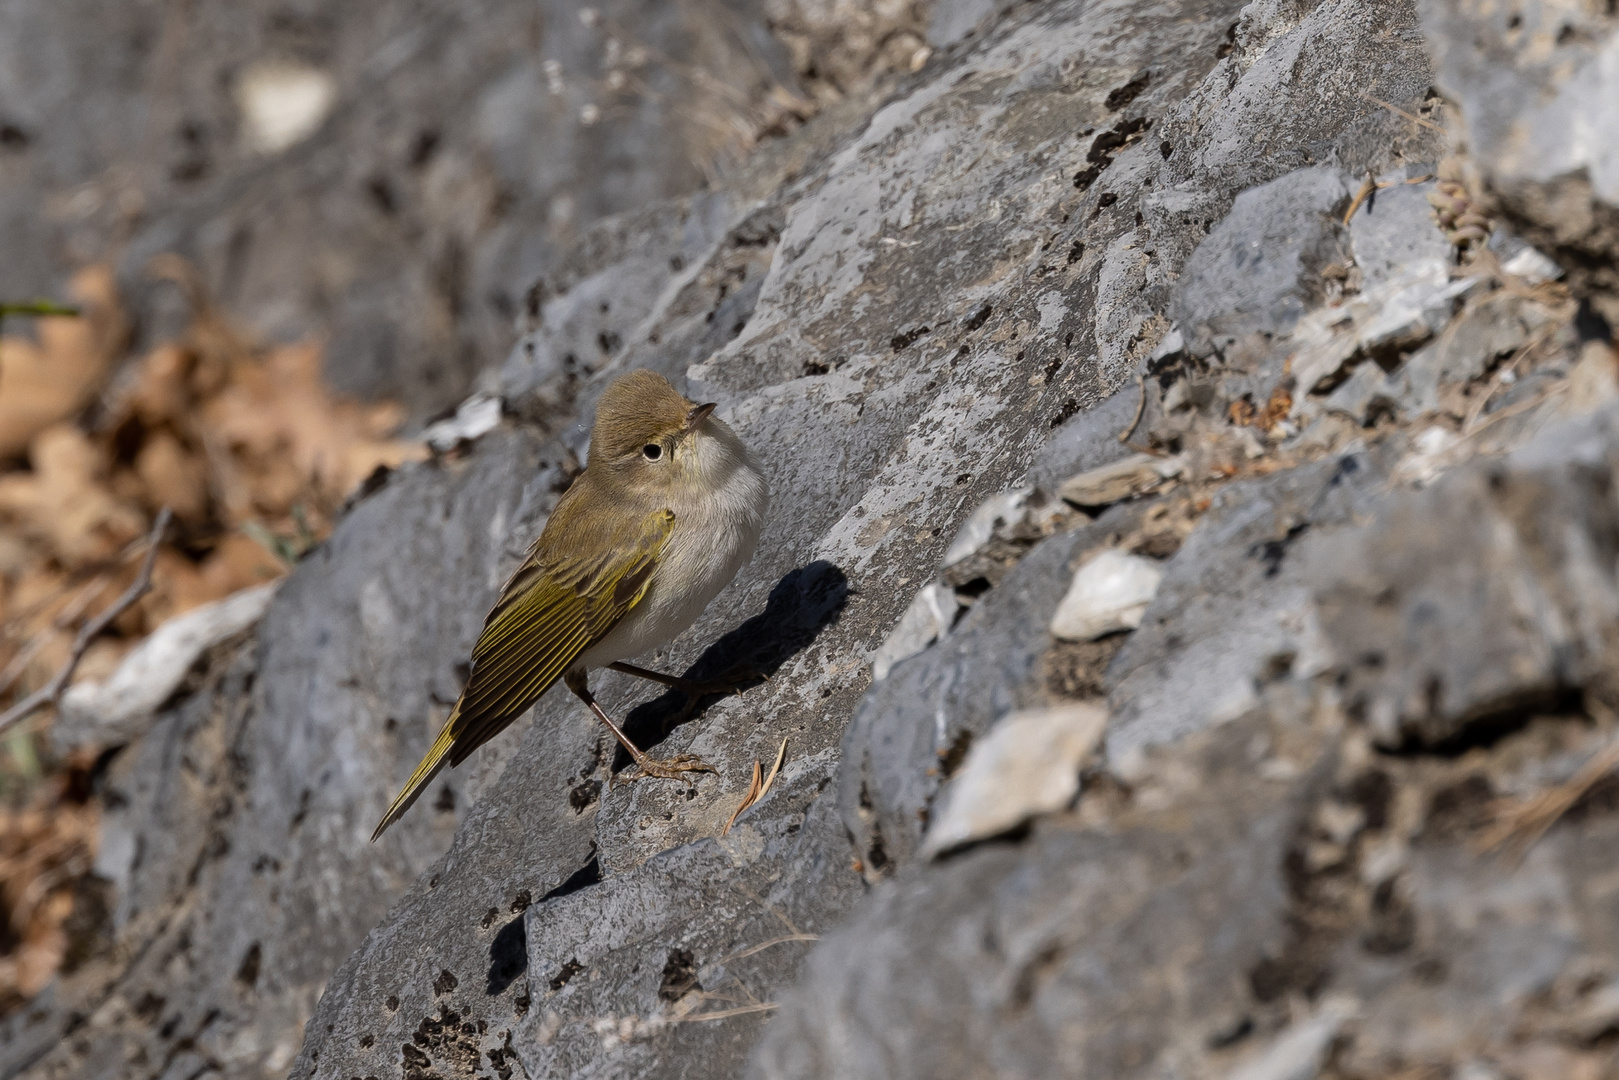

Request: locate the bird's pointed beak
(683, 402), (717, 434)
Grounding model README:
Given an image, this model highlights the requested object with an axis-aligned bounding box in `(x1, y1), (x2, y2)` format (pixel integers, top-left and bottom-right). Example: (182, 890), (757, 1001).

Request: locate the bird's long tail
(372, 703), (461, 841)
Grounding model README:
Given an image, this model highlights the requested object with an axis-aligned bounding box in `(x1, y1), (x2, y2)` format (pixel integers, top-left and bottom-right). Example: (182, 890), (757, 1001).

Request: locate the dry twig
(1118, 374), (1148, 444)
(1343, 171), (1377, 225)
(723, 933), (819, 962)
(1343, 169), (1437, 225)
(1478, 704), (1619, 858)
(676, 1002), (779, 1023)
(0, 508), (172, 735)
(1360, 91), (1445, 133)
(0, 572), (115, 698)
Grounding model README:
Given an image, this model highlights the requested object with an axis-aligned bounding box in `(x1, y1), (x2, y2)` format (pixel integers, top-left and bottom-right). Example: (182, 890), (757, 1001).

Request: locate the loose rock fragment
(920, 703), (1108, 857)
(422, 393), (504, 451)
(1057, 453), (1183, 509)
(1223, 997), (1356, 1080)
(1050, 548), (1164, 641)
(939, 487), (1032, 570)
(871, 583), (961, 680)
(56, 582), (280, 750)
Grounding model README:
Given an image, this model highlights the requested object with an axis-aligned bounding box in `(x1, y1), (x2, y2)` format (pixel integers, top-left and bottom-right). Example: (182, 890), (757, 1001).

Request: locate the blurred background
(0, 0), (932, 1016)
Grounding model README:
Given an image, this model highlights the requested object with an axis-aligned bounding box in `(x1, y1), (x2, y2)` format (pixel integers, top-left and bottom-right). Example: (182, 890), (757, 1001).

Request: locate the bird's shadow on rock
(613, 560), (849, 773)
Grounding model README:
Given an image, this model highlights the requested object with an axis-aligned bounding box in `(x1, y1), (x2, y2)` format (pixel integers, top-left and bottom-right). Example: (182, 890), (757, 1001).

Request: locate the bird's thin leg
(565, 670), (716, 785)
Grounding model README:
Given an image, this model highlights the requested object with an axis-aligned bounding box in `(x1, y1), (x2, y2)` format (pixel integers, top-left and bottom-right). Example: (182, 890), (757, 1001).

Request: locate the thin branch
(0, 531), (150, 640)
(1360, 92), (1445, 133)
(1118, 374), (1147, 443)
(723, 934), (819, 962)
(0, 508), (172, 735)
(1343, 171), (1377, 225)
(675, 1002), (779, 1023)
(0, 572), (114, 698)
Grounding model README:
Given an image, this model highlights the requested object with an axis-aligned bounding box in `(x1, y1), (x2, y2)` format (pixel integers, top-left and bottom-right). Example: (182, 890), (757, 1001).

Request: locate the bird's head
(588, 369), (741, 497)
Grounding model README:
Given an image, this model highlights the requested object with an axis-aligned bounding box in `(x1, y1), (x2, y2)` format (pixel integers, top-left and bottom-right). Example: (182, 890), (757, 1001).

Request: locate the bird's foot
(619, 752), (717, 786)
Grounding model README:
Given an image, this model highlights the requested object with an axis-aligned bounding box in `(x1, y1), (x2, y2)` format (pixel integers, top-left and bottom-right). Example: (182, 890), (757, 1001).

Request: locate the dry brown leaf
(724, 739), (789, 834)
(203, 343), (427, 509)
(724, 760), (764, 835)
(0, 261), (437, 1014)
(195, 533), (285, 604)
(0, 268), (124, 459)
(133, 429), (209, 521)
(0, 425), (146, 567)
(128, 344), (194, 427)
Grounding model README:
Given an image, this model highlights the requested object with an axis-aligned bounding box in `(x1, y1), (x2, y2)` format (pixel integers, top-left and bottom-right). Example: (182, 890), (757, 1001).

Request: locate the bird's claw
(624, 753), (717, 785)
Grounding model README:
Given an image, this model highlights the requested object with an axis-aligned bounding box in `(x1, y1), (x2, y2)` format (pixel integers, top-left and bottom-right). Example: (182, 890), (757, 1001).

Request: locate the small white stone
(1501, 245), (1563, 285)
(235, 61), (336, 154)
(871, 583), (960, 680)
(940, 487), (1032, 570)
(423, 393), (504, 451)
(1223, 996), (1356, 1080)
(1049, 548), (1164, 641)
(921, 704), (1108, 857)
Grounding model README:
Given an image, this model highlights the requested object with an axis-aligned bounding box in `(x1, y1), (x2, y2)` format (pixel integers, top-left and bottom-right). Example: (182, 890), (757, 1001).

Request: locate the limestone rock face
(11, 1), (1619, 1079)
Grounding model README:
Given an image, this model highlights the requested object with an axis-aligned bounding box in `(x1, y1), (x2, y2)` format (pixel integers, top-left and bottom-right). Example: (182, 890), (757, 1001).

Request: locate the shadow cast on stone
(612, 560), (850, 773)
(486, 916), (527, 995)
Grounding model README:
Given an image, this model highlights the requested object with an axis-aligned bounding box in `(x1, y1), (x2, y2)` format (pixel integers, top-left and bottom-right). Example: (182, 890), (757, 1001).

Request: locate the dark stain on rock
(235, 942), (262, 989)
(1073, 116), (1151, 190)
(658, 949), (701, 1002)
(890, 324), (932, 352)
(1104, 70), (1151, 110)
(548, 958), (584, 992)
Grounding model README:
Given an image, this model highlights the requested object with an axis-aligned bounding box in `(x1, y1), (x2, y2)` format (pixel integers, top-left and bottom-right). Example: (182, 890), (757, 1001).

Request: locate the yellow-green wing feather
(371, 506), (674, 840)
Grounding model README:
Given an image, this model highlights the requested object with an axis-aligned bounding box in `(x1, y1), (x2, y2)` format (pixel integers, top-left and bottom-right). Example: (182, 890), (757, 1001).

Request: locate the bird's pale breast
(575, 425), (768, 670)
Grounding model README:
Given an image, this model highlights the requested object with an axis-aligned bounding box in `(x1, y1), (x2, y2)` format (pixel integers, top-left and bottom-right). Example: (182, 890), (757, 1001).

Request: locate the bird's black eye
(642, 443), (663, 461)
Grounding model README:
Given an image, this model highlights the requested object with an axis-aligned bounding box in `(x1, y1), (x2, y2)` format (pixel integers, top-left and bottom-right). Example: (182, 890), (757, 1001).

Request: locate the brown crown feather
(590, 370), (696, 461)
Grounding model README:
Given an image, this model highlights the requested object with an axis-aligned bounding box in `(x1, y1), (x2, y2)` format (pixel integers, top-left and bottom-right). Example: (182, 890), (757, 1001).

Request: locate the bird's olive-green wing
(371, 506), (674, 840)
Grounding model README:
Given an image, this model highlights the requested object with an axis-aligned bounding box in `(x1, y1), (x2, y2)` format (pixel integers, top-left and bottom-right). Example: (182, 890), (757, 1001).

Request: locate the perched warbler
(372, 369), (769, 840)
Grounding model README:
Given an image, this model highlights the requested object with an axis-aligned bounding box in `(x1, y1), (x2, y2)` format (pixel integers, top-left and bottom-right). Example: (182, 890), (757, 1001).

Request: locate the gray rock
(925, 0), (1002, 47)
(1106, 447), (1393, 759)
(1348, 170), (1450, 291)
(1397, 291), (1558, 413)
(1311, 403), (1619, 748)
(757, 408), (1619, 1080)
(839, 505), (1147, 876)
(1421, 0), (1619, 322)
(1324, 359), (1401, 424)
(15, 2), (1577, 1079)
(755, 709), (1332, 1080)
(1171, 166), (1355, 354)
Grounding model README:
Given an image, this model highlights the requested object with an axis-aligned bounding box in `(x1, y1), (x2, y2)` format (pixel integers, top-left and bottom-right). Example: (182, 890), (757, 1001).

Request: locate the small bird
(372, 369), (769, 840)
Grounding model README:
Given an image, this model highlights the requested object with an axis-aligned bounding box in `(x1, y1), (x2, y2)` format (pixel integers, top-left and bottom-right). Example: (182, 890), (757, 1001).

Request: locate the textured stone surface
(1421, 0), (1619, 322)
(758, 403), (1619, 1079)
(13, 0), (1619, 1077)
